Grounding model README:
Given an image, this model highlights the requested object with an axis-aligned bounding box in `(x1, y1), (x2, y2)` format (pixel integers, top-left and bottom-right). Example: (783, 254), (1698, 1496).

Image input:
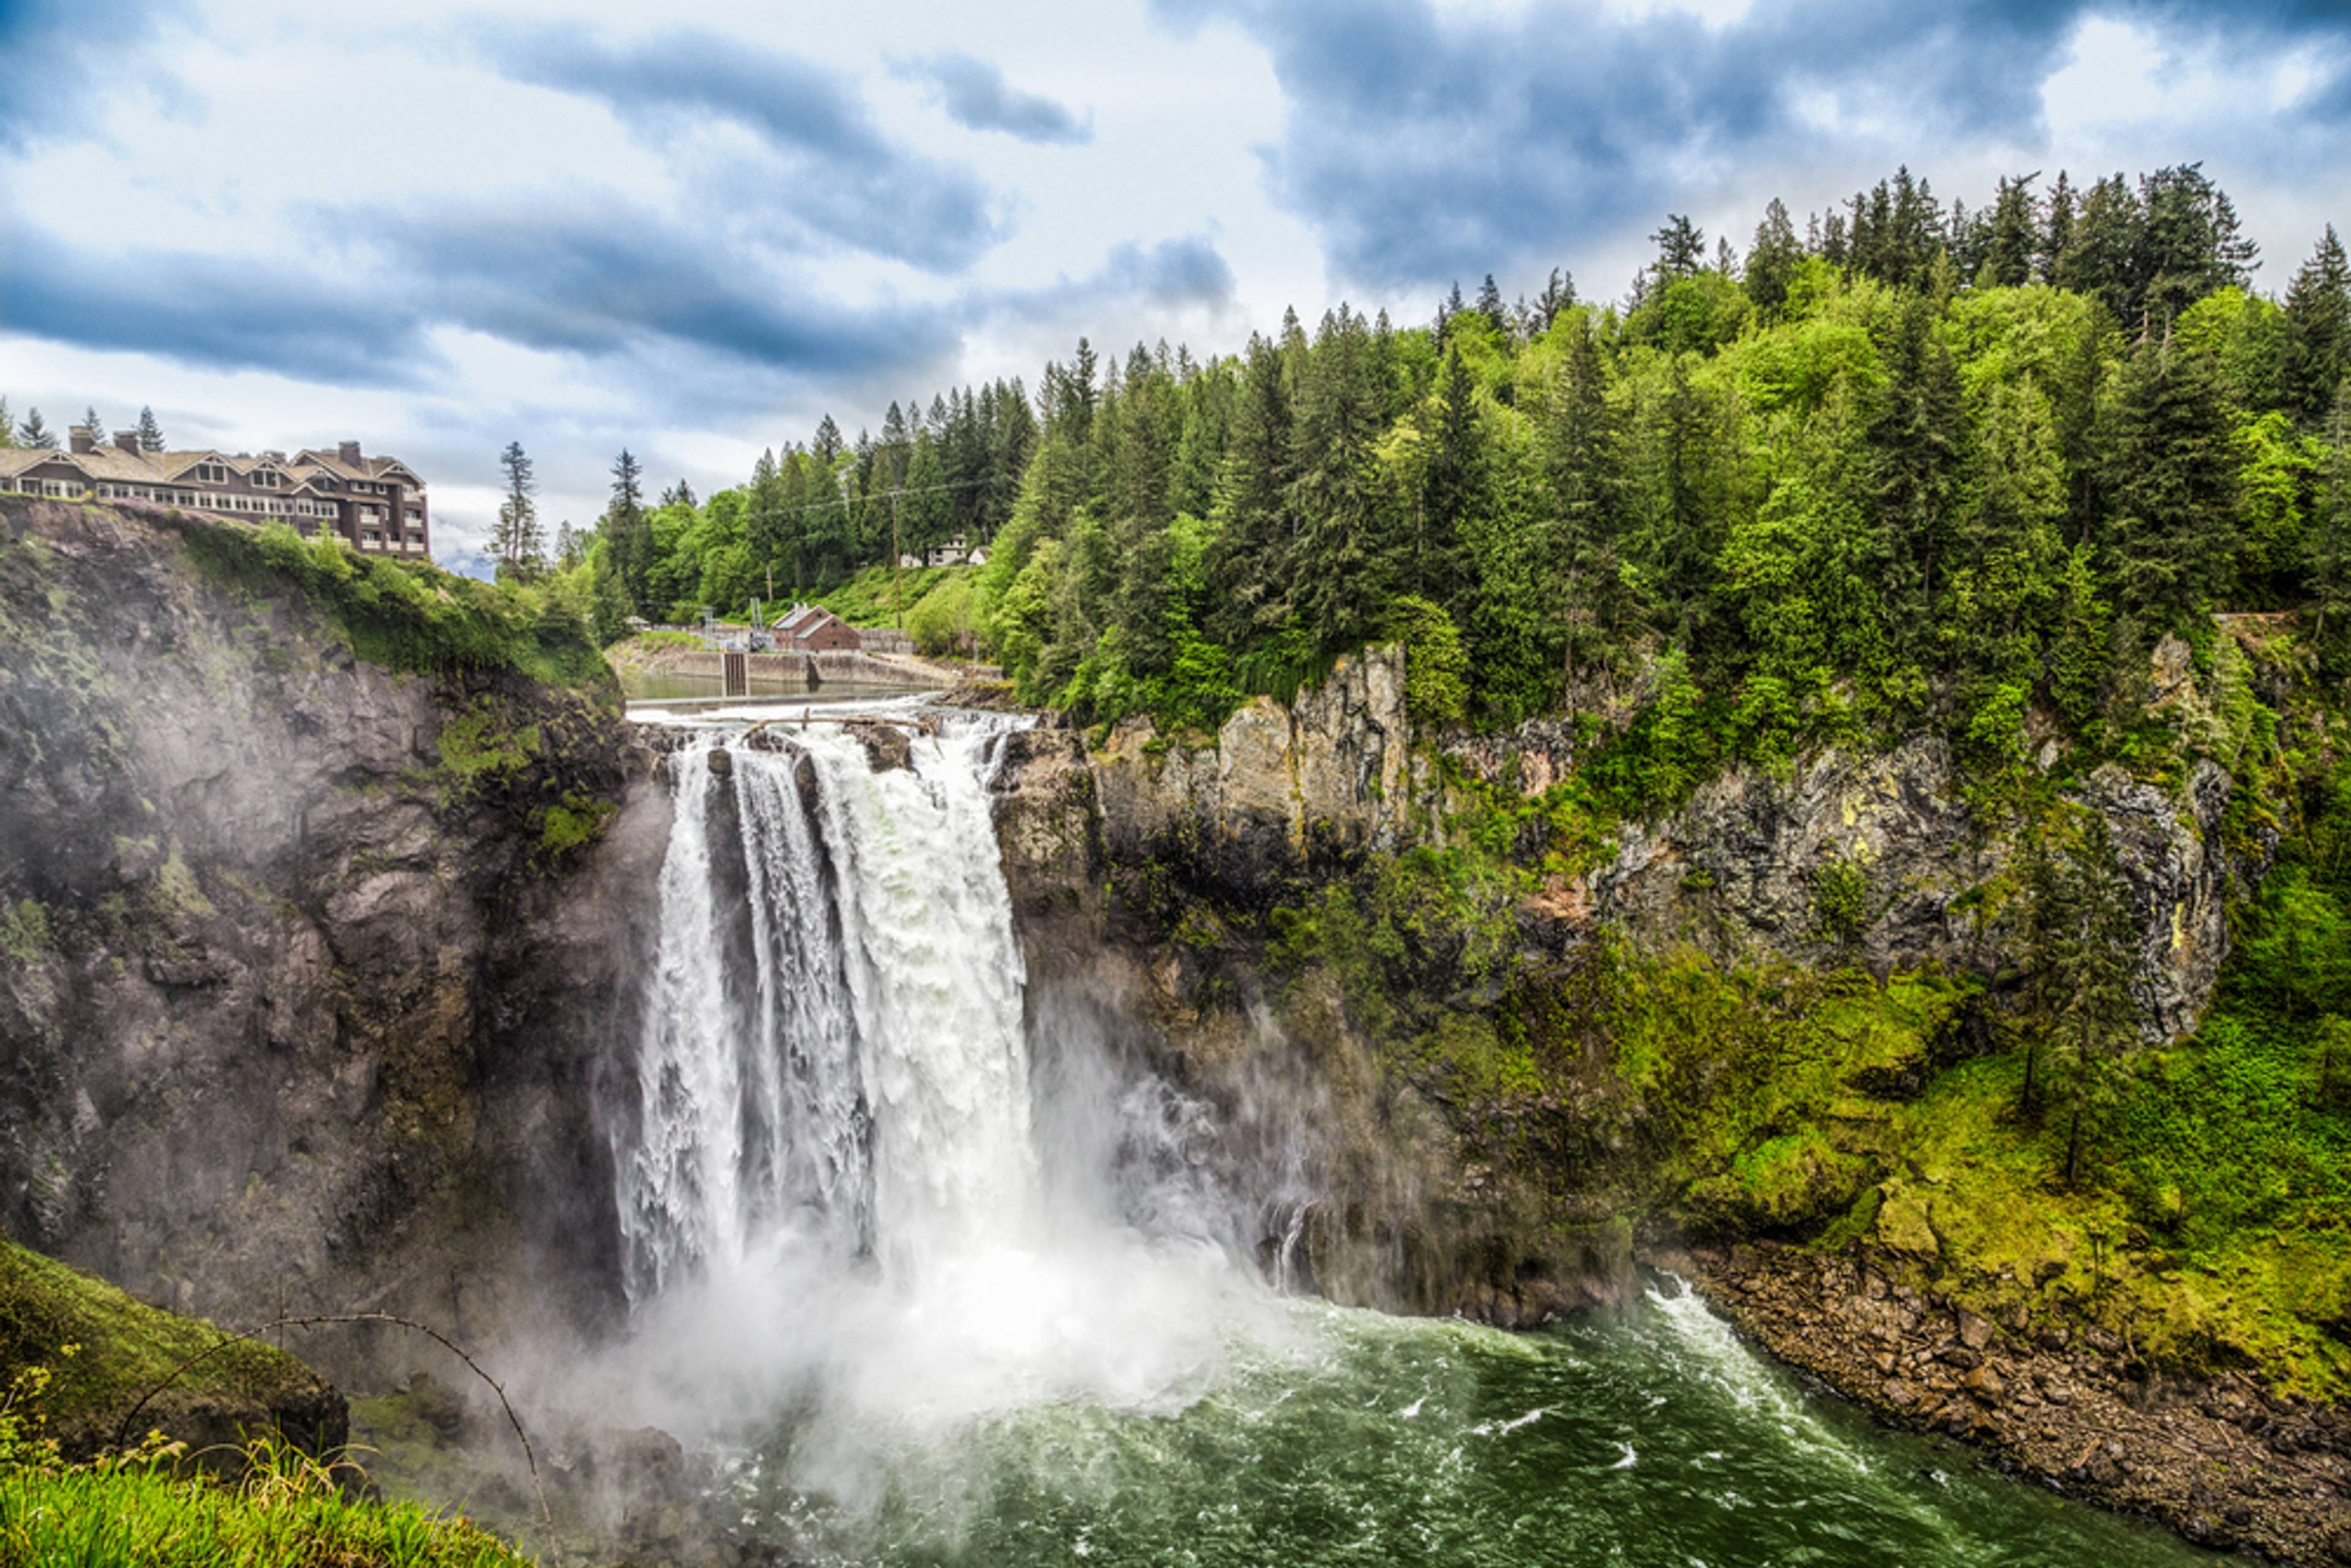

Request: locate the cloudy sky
(4, 0), (2347, 560)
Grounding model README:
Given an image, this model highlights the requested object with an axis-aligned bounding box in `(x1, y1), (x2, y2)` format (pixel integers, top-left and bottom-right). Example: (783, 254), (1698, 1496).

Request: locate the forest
(560, 163), (2347, 780)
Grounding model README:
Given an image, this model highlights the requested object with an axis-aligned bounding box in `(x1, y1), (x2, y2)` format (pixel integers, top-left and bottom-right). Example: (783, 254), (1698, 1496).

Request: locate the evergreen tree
(1207, 332), (1296, 648)
(2055, 174), (2142, 321)
(554, 519), (582, 573)
(2101, 331), (2240, 625)
(2041, 170), (2076, 282)
(1745, 198), (1802, 317)
(2137, 163), (2257, 324)
(80, 406), (102, 443)
(1475, 274), (1507, 336)
(812, 414), (844, 463)
(1415, 342), (1477, 613)
(1542, 315), (1633, 675)
(0, 397), (12, 449)
(493, 440), (542, 582)
(18, 408), (56, 449)
(2310, 389), (2351, 672)
(1534, 268), (1577, 331)
(1982, 173), (2040, 288)
(1865, 292), (1965, 673)
(1290, 306), (1387, 653)
(2040, 816), (2142, 1188)
(2281, 226), (2351, 427)
(601, 448), (651, 617)
(136, 405), (164, 452)
(1651, 215), (1706, 281)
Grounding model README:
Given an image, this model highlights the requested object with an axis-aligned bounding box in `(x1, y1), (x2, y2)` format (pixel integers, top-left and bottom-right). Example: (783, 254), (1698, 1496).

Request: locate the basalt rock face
(991, 645), (2271, 1329)
(0, 498), (663, 1381)
(994, 670), (1641, 1329)
(1089, 648), (1425, 898)
(1594, 740), (2250, 1043)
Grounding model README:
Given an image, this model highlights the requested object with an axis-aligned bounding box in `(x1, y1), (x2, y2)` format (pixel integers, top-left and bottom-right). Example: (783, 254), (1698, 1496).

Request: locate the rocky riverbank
(1687, 1239), (2351, 1564)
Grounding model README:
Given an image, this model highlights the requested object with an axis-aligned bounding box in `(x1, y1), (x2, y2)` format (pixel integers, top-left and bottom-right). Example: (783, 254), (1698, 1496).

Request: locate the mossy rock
(0, 1239), (344, 1462)
(1684, 1129), (1871, 1235)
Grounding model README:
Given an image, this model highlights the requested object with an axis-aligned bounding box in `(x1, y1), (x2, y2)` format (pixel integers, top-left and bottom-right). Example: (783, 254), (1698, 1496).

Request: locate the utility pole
(891, 489), (904, 630)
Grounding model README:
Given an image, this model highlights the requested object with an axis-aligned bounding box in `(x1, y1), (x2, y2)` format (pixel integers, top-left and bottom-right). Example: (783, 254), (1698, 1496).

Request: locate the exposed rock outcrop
(0, 498), (664, 1381)
(1692, 1240), (2351, 1564)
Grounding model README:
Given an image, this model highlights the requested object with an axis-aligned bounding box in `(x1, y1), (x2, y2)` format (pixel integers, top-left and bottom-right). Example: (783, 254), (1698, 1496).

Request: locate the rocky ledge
(1689, 1240), (2351, 1564)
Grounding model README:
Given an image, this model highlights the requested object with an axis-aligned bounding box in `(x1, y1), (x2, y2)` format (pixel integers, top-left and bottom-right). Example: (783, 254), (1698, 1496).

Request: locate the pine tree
(2310, 389), (2351, 672)
(2101, 331), (2240, 626)
(554, 519), (582, 573)
(0, 398), (12, 449)
(2042, 817), (2142, 1188)
(18, 408), (56, 449)
(493, 441), (540, 581)
(602, 449), (651, 616)
(1865, 292), (1964, 672)
(1207, 332), (1295, 648)
(1416, 342), (1477, 613)
(80, 406), (102, 443)
(2041, 170), (2076, 282)
(136, 406), (164, 452)
(812, 415), (844, 463)
(1534, 268), (1577, 331)
(1982, 172), (2040, 288)
(1745, 198), (1801, 317)
(1651, 215), (1706, 281)
(1290, 306), (1387, 653)
(2055, 174), (2142, 321)
(1542, 315), (1633, 675)
(2281, 226), (2351, 427)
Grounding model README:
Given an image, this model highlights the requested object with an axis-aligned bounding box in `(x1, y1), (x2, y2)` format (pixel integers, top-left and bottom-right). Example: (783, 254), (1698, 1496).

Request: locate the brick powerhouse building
(0, 427), (430, 557)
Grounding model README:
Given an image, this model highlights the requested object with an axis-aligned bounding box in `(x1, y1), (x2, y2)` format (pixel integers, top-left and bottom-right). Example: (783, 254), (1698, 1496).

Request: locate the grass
(0, 1442), (533, 1567)
(0, 1242), (324, 1456)
(172, 513), (612, 692)
(812, 563), (962, 628)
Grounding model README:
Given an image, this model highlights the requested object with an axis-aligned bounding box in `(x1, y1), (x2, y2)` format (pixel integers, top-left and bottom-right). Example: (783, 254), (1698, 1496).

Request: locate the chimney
(113, 430), (140, 454)
(338, 440), (362, 467)
(69, 426), (96, 455)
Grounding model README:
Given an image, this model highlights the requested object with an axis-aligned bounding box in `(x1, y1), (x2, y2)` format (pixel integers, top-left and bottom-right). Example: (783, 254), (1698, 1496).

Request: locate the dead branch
(112, 1310), (551, 1523)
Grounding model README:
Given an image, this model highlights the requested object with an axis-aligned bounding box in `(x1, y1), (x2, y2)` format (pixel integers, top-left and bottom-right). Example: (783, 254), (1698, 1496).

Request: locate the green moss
(435, 702), (541, 796)
(0, 1241), (318, 1452)
(0, 899), (50, 966)
(534, 792), (616, 860)
(152, 841), (215, 918)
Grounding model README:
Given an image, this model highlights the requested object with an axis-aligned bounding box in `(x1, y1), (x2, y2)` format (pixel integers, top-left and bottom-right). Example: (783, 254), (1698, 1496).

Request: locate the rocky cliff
(994, 648), (2269, 1300)
(0, 497), (666, 1381)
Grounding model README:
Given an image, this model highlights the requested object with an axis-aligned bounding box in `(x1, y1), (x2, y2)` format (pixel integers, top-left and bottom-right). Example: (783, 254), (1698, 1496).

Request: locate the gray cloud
(0, 0), (175, 150)
(1151, 0), (2351, 290)
(477, 24), (1003, 270)
(899, 52), (1093, 144)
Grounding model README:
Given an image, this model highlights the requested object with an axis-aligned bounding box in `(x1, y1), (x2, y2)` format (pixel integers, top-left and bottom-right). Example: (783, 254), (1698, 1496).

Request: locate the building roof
(773, 603), (842, 632)
(0, 441), (426, 492)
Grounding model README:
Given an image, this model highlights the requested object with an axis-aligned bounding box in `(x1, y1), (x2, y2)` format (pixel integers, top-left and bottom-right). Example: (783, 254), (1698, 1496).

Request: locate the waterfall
(615, 713), (1038, 1308)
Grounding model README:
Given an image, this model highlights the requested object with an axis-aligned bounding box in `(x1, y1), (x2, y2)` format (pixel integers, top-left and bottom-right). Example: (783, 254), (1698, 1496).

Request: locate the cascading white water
(616, 712), (1039, 1305)
(608, 707), (1288, 1468)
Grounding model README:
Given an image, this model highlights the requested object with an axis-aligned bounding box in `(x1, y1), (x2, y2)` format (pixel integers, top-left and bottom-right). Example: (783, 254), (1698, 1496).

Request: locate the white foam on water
(606, 713), (1304, 1498)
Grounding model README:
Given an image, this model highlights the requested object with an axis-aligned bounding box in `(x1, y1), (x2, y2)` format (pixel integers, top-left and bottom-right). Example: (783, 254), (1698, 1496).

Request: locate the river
(597, 710), (2232, 1568)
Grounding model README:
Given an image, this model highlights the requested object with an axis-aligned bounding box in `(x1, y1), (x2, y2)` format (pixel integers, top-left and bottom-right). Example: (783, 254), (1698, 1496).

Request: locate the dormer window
(253, 469), (280, 488)
(195, 462), (228, 484)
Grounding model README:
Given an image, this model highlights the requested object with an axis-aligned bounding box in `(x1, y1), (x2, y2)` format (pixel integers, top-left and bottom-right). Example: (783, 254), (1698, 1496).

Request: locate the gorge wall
(989, 642), (2273, 1322)
(0, 497), (664, 1379)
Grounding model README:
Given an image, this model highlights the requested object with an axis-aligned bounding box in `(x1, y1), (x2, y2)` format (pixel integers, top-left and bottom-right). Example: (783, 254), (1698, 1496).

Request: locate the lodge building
(0, 427), (430, 557)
